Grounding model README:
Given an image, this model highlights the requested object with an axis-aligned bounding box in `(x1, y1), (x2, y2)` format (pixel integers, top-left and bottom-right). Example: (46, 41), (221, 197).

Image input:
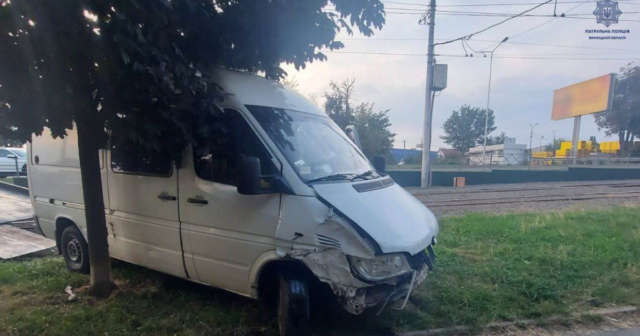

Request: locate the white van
(27, 68), (438, 335)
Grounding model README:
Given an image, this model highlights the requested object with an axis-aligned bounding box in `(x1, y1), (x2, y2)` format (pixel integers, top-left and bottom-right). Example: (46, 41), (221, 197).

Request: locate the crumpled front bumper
(344, 245), (436, 315)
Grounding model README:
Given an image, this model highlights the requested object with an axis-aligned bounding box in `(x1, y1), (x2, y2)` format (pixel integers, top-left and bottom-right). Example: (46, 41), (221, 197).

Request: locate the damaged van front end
(274, 178), (439, 316)
(291, 241), (436, 315)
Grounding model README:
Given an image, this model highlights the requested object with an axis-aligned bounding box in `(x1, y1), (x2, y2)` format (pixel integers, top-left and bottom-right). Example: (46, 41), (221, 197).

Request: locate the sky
(281, 0), (639, 151)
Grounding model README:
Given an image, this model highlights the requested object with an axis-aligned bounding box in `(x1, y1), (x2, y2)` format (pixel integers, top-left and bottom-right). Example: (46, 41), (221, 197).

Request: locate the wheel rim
(67, 238), (82, 264)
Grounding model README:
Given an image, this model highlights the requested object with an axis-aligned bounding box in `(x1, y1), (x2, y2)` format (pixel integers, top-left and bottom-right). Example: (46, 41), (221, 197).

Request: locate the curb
(0, 180), (29, 196)
(402, 306), (638, 336)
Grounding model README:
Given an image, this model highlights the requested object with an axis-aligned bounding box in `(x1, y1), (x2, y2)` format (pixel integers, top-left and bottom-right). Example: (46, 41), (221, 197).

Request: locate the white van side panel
(29, 128), (109, 207)
(28, 128), (109, 241)
(105, 150), (185, 278)
(178, 146), (280, 296)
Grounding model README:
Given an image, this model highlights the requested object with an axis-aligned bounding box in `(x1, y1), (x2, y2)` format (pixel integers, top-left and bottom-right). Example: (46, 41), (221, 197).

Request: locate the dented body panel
(312, 179), (438, 255)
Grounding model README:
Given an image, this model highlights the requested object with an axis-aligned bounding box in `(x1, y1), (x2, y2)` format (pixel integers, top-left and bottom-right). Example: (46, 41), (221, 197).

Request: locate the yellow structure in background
(551, 74), (614, 120)
(555, 141), (594, 158)
(600, 141), (620, 154)
(532, 151), (554, 165)
(532, 151), (553, 158)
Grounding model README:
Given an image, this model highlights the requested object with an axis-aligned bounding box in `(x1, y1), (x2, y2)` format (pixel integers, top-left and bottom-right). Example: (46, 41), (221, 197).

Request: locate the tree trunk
(76, 117), (115, 298)
(620, 130), (629, 154)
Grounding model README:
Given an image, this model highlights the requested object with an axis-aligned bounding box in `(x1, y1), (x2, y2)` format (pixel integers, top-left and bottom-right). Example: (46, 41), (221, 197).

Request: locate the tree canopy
(323, 78), (395, 158)
(440, 105), (496, 153)
(485, 132), (507, 146)
(0, 0), (386, 158)
(595, 63), (640, 153)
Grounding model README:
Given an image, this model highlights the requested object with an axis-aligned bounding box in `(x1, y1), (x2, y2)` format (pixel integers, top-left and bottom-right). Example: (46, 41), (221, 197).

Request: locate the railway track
(423, 191), (640, 208)
(412, 181), (640, 196)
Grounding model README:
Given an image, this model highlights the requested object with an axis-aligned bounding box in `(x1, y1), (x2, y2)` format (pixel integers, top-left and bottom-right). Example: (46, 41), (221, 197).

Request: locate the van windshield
(246, 105), (373, 183)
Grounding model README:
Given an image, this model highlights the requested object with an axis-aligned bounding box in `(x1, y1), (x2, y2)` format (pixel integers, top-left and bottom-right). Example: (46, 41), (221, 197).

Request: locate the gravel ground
(407, 180), (640, 217)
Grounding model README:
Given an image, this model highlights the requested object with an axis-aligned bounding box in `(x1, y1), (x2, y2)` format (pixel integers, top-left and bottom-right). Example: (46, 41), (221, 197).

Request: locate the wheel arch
(250, 251), (316, 301)
(54, 216), (80, 254)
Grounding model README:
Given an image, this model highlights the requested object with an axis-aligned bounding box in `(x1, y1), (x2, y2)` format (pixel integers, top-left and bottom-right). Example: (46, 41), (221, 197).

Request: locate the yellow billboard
(551, 74), (614, 120)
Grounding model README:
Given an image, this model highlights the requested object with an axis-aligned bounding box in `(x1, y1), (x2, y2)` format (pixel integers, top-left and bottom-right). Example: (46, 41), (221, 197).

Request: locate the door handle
(187, 198), (208, 205)
(157, 194), (177, 201)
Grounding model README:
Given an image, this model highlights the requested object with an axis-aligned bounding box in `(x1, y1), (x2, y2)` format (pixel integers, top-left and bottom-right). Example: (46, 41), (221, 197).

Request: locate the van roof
(212, 68), (325, 116)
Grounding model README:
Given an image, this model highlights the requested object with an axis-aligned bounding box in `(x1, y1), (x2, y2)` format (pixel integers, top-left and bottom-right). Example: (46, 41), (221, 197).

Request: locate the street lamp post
(482, 37), (509, 159)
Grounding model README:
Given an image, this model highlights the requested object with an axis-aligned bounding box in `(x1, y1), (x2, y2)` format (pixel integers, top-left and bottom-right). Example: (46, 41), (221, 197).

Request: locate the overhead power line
(434, 0), (555, 46)
(323, 50), (640, 61)
(378, 0), (640, 7)
(337, 38), (640, 53)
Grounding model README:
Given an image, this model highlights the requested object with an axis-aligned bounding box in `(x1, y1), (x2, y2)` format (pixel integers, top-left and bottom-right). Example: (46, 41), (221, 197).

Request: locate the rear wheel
(278, 271), (310, 336)
(60, 226), (90, 274)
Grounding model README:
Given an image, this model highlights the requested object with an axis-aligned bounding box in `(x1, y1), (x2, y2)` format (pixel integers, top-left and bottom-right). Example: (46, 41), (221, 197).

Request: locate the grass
(1, 207), (639, 335)
(400, 206), (640, 331)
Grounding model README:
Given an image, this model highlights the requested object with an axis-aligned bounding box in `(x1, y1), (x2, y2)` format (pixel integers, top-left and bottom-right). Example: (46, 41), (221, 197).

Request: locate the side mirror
(237, 156), (261, 195)
(345, 125), (362, 150)
(372, 155), (386, 174)
(6, 154), (17, 159)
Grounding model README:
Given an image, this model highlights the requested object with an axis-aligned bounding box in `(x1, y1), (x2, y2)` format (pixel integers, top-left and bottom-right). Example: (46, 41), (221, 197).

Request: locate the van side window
(0, 149), (9, 158)
(111, 143), (172, 176)
(193, 109), (277, 186)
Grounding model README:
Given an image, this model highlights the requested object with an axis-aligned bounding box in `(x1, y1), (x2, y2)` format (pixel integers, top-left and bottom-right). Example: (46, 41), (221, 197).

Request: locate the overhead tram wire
(338, 37), (640, 52)
(377, 0), (640, 7)
(322, 50), (640, 61)
(433, 0), (555, 47)
(322, 51), (640, 61)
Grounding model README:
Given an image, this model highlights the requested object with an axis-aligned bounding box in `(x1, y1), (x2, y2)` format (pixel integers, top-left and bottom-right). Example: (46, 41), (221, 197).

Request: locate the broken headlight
(348, 254), (412, 282)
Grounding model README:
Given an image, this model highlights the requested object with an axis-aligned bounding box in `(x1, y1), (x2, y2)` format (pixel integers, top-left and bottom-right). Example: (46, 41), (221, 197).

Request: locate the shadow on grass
(109, 259), (397, 336)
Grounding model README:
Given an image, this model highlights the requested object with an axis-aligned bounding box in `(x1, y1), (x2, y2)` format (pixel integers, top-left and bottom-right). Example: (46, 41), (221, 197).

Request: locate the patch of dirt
(478, 310), (640, 336)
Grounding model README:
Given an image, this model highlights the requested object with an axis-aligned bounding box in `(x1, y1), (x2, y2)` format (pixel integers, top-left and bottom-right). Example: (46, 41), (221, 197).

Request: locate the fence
(423, 152), (640, 172)
(388, 167), (640, 187)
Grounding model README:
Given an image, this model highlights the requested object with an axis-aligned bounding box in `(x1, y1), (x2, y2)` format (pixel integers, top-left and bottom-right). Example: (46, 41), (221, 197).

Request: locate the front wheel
(278, 271), (310, 336)
(60, 226), (90, 274)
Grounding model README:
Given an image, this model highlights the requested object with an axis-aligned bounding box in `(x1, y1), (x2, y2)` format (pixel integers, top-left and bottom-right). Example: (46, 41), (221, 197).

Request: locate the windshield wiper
(306, 173), (355, 184)
(350, 170), (376, 181)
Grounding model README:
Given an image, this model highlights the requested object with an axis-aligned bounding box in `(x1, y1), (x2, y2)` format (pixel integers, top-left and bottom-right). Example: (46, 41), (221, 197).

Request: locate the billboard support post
(571, 115), (582, 165)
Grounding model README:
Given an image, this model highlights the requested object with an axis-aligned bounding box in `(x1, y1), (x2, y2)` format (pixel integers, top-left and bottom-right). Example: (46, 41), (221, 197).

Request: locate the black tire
(60, 226), (90, 274)
(278, 271), (310, 336)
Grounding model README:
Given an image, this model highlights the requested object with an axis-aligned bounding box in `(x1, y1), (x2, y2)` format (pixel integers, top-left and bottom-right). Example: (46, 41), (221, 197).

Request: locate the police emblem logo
(593, 0), (622, 27)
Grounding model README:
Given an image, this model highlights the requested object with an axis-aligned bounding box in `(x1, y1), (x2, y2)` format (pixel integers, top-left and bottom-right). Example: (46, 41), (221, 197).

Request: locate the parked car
(0, 147), (27, 176)
(27, 68), (438, 336)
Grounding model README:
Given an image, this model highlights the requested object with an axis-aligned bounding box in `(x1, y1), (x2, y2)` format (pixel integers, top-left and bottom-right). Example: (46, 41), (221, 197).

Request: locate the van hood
(312, 178), (438, 256)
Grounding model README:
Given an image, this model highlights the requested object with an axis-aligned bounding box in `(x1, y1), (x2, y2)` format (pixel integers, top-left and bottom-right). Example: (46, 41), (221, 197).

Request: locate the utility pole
(481, 37), (508, 158)
(529, 123), (538, 168)
(403, 140), (407, 150)
(420, 0), (436, 188)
